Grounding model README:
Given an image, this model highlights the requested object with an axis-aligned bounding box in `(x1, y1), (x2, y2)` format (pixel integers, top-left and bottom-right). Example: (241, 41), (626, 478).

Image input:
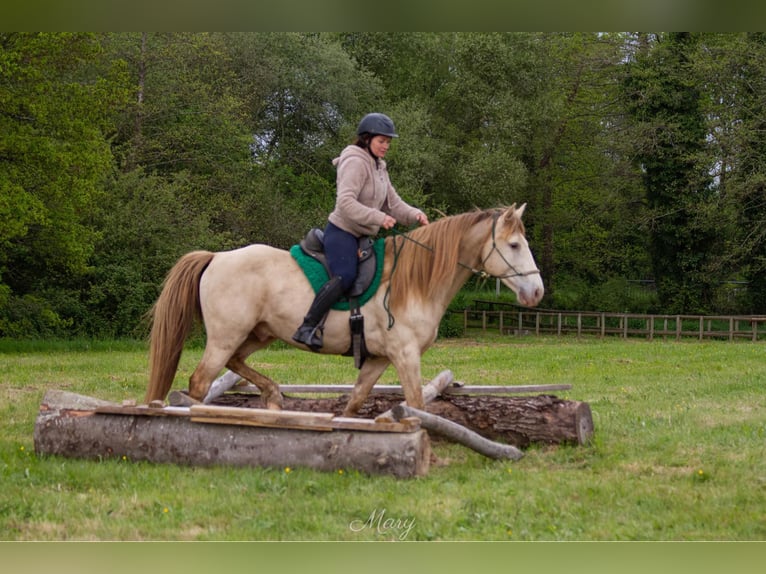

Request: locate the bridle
(470, 211), (541, 280)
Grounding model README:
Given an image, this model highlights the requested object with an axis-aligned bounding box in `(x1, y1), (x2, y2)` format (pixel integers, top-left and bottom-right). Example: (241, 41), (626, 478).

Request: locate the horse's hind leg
(188, 346), (232, 403)
(227, 354), (283, 410)
(343, 357), (391, 417)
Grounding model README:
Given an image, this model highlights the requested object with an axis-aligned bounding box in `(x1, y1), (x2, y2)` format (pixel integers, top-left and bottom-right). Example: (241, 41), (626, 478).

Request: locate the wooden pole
(375, 369), (454, 421)
(392, 404), (523, 461)
(225, 382), (573, 396)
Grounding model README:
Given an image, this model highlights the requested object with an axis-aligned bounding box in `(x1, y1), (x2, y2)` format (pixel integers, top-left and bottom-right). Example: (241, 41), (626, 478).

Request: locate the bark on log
(34, 390), (431, 478)
(214, 392), (594, 448)
(392, 405), (523, 461)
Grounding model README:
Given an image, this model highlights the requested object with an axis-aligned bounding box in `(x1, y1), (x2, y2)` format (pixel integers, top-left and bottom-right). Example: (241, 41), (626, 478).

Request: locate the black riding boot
(292, 276), (345, 351)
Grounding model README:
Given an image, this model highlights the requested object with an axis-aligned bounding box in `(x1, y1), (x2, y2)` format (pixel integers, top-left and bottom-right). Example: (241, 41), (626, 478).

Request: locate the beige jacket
(328, 145), (423, 237)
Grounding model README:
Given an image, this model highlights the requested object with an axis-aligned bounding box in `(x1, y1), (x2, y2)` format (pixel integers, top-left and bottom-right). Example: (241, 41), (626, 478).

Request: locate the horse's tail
(145, 251), (215, 403)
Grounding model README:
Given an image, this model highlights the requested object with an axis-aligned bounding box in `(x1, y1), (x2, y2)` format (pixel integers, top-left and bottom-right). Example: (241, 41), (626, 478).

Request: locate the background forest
(3, 32), (766, 338)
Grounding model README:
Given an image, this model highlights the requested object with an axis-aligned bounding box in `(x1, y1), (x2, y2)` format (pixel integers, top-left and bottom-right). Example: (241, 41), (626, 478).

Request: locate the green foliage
(622, 33), (720, 314)
(0, 33), (130, 337)
(85, 169), (227, 338)
(5, 32), (766, 337)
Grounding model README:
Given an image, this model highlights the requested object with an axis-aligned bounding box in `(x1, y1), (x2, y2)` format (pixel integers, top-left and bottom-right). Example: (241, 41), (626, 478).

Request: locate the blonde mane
(384, 209), (498, 310)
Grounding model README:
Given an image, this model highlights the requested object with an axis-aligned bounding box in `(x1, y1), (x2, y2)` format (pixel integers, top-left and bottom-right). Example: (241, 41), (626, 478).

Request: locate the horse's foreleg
(343, 357), (391, 417)
(226, 356), (283, 410)
(393, 351), (426, 411)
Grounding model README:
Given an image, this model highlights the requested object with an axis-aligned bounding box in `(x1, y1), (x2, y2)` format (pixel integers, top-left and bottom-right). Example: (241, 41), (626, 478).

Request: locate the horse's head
(480, 204), (544, 307)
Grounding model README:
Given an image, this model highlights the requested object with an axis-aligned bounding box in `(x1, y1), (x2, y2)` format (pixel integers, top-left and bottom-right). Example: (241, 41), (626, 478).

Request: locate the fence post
(600, 313), (605, 338)
(463, 309), (468, 334)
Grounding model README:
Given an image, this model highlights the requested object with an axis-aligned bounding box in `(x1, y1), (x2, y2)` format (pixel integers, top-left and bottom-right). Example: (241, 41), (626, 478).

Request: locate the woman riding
(292, 112), (429, 350)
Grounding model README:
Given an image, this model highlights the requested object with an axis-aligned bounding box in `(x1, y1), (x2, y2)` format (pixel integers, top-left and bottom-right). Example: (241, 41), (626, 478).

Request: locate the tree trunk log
(214, 392), (594, 448)
(34, 390), (431, 478)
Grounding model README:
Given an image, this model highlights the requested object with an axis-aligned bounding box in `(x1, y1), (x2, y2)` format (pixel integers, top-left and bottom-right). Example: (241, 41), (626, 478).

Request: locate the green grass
(1, 335), (765, 540)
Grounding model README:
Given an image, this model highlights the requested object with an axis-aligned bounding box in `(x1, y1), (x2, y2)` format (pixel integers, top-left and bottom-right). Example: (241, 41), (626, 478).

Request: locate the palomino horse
(144, 204), (544, 416)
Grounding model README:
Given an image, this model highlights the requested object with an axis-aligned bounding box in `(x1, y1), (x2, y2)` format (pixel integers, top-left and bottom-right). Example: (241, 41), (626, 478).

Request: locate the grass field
(1, 335), (764, 541)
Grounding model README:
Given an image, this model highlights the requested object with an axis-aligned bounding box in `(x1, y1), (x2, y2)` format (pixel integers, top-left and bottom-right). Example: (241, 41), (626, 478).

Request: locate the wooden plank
(95, 405), (191, 417)
(95, 402), (420, 433)
(330, 416), (420, 433)
(189, 404), (335, 431)
(444, 384), (572, 395)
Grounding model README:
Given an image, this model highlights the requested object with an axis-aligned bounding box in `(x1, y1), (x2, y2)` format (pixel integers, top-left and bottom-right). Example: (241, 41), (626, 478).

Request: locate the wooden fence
(457, 300), (766, 341)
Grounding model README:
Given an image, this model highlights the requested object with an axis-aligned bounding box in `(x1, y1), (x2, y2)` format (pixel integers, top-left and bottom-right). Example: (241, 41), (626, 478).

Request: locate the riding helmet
(356, 113), (398, 138)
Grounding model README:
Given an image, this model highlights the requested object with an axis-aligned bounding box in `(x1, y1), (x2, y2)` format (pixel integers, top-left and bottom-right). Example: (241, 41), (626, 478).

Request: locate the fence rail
(456, 301), (766, 341)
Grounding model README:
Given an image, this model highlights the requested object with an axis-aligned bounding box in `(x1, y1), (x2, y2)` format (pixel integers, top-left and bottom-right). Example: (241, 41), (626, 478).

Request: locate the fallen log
(392, 404), (523, 461)
(34, 390), (431, 478)
(215, 391), (594, 448)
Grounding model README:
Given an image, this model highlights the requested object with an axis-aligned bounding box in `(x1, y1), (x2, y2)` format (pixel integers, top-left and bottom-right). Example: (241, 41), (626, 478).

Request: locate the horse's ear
(505, 203), (526, 221)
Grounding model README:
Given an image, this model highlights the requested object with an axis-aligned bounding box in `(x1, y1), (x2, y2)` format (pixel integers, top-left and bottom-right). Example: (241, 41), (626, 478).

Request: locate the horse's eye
(509, 242), (520, 250)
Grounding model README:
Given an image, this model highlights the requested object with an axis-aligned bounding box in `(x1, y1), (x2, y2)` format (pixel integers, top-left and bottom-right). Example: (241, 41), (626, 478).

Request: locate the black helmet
(356, 113), (398, 138)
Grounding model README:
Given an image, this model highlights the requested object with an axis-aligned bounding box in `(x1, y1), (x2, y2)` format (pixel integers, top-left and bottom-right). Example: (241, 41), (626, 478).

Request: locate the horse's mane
(384, 208), (508, 309)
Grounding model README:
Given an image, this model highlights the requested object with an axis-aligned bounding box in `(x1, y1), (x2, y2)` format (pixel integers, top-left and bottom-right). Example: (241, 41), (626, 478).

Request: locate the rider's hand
(381, 215), (397, 229)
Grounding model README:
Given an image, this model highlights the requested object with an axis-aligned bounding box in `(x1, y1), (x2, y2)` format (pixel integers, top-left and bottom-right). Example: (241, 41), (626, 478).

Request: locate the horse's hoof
(263, 393), (283, 411)
(168, 390), (201, 407)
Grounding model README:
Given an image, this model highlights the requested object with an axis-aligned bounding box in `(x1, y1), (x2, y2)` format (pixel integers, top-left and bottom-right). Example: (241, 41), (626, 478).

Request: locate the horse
(144, 204), (544, 417)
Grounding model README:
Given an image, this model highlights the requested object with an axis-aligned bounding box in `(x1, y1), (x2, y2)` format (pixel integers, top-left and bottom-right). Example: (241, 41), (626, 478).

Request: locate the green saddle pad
(289, 238), (386, 311)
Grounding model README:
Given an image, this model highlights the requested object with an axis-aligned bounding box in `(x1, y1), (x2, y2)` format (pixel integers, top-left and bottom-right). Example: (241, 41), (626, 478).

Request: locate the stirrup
(292, 323), (324, 351)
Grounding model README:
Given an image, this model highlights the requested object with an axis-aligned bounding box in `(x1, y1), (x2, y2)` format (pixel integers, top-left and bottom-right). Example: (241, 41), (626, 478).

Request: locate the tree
(729, 33), (766, 312)
(0, 33), (128, 336)
(622, 33), (719, 313)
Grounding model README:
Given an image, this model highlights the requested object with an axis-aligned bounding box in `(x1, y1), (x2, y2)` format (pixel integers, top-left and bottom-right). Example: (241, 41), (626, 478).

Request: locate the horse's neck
(436, 223), (488, 307)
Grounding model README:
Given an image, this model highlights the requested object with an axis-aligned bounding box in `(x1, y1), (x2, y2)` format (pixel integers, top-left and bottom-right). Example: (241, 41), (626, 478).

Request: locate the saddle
(299, 228), (378, 299)
(297, 228), (380, 369)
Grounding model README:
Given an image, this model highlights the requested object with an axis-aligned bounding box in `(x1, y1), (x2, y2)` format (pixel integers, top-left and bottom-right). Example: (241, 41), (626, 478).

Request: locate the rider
(292, 112), (429, 350)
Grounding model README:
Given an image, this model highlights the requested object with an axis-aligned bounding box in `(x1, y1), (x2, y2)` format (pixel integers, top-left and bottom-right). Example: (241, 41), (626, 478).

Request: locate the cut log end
(575, 402), (595, 445)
